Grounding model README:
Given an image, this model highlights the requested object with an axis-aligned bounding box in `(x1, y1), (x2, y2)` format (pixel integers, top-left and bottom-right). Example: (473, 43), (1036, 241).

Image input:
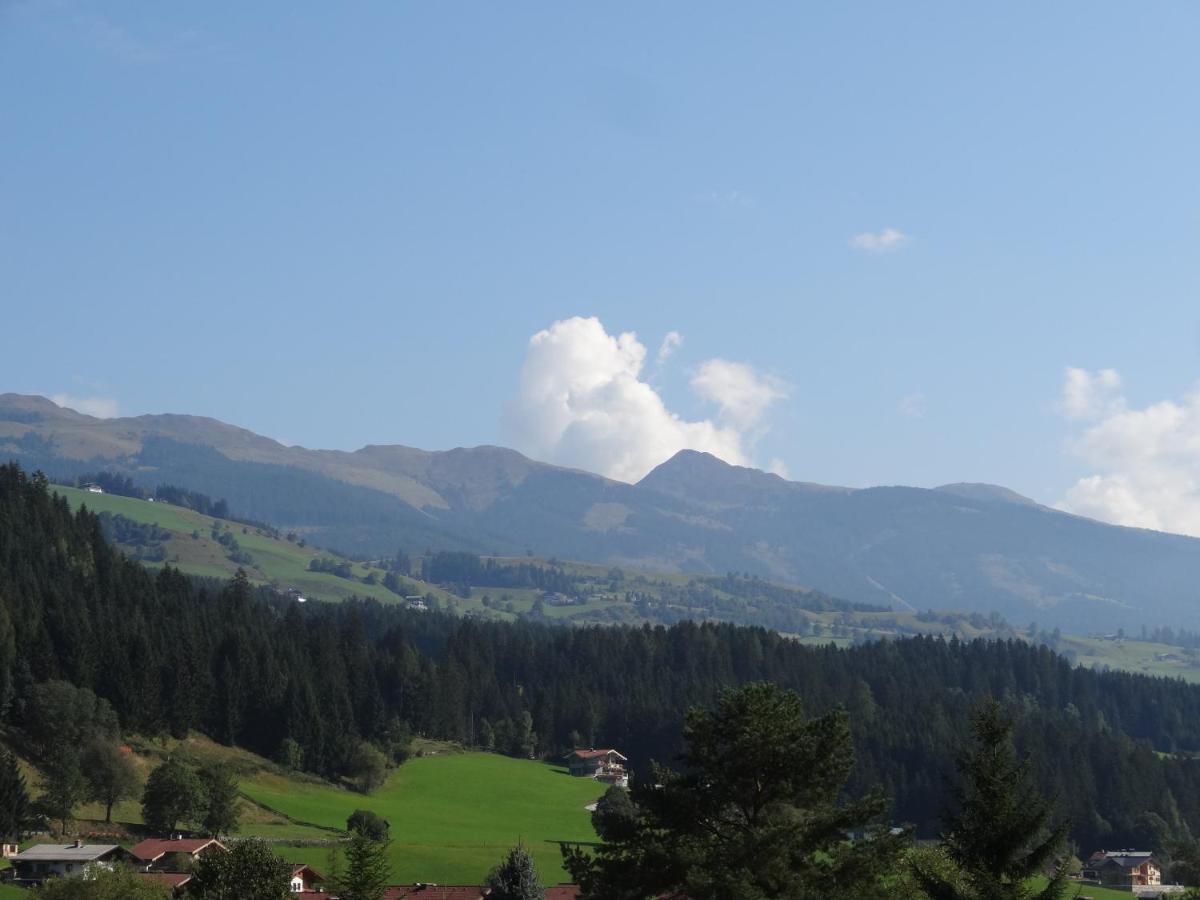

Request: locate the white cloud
(49, 393), (119, 418)
(504, 316), (786, 483)
(767, 458), (791, 479)
(1060, 366), (1123, 420)
(899, 392), (927, 419)
(690, 359), (788, 431)
(849, 227), (908, 253)
(1055, 369), (1200, 536)
(656, 331), (683, 366)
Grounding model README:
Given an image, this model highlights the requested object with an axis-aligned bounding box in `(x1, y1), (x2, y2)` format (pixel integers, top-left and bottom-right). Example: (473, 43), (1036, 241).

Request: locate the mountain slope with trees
(5, 393), (1200, 631)
(4, 462), (1200, 856)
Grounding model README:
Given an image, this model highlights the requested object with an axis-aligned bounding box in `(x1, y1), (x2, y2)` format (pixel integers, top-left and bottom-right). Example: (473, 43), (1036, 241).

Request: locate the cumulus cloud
(656, 331), (683, 365)
(49, 393), (119, 418)
(849, 227), (908, 253)
(690, 359), (788, 431)
(1056, 368), (1200, 536)
(505, 317), (787, 483)
(1060, 367), (1123, 420)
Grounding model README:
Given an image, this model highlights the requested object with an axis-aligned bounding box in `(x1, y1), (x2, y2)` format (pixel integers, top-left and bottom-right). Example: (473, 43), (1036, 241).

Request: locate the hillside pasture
(241, 751), (605, 886)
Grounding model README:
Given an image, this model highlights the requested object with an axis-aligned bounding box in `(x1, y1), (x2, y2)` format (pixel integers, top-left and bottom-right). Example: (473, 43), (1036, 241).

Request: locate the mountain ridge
(5, 392), (1200, 631)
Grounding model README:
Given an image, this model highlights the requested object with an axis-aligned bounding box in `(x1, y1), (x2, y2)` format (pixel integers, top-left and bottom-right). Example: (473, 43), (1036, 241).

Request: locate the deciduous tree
(187, 837), (291, 900)
(81, 741), (138, 824)
(141, 757), (203, 835)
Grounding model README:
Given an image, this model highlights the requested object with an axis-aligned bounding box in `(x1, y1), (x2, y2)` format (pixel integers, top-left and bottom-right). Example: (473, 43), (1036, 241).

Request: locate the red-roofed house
(565, 748), (629, 787)
(288, 863), (327, 893)
(129, 837), (227, 871)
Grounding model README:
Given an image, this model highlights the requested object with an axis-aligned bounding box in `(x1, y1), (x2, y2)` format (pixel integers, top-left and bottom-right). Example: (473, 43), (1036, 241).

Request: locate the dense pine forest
(2, 462), (1200, 854)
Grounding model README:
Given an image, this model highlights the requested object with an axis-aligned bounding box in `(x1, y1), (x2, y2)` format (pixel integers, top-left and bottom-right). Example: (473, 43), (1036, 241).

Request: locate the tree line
(5, 462), (1200, 853)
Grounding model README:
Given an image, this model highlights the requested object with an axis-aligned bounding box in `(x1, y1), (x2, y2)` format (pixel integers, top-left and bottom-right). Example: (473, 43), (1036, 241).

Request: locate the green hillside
(242, 749), (604, 885)
(53, 486), (1200, 686)
(53, 485), (458, 607)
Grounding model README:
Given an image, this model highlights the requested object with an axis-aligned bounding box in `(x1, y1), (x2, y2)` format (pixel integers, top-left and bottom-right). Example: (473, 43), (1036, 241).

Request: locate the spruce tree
(336, 831), (391, 900)
(564, 682), (908, 900)
(0, 748), (30, 841)
(913, 700), (1069, 900)
(486, 843), (546, 900)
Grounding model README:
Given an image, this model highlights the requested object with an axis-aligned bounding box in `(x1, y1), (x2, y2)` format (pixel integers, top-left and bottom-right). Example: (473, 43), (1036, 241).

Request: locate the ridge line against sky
(4, 3), (1200, 533)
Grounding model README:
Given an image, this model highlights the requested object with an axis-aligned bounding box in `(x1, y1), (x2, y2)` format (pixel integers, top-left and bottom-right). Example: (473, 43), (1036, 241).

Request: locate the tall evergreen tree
(912, 700), (1069, 900)
(565, 682), (908, 900)
(486, 843), (546, 900)
(335, 831), (391, 900)
(0, 748), (30, 841)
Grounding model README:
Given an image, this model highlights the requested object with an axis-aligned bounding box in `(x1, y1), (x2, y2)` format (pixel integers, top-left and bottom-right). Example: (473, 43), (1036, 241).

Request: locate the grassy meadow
(53, 485), (460, 607)
(241, 750), (605, 885)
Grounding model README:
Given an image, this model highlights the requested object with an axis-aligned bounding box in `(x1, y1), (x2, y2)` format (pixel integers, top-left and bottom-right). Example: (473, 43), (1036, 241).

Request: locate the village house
(288, 862), (327, 894)
(565, 748), (629, 788)
(1083, 850), (1163, 887)
(129, 836), (228, 871)
(10, 842), (134, 885)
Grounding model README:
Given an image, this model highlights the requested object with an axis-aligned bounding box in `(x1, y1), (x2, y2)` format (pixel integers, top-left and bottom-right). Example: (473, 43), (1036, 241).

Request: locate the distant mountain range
(4, 392), (1200, 631)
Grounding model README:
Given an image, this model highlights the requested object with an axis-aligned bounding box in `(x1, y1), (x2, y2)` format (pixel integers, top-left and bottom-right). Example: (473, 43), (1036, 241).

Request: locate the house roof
(289, 862), (325, 881)
(567, 748), (627, 761)
(138, 872), (193, 888)
(129, 838), (225, 862)
(1103, 853), (1158, 869)
(546, 887), (582, 900)
(15, 843), (122, 863)
(384, 887), (484, 900)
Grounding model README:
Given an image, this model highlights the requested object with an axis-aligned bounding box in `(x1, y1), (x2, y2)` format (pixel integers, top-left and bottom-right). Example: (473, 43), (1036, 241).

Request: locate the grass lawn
(241, 751), (606, 886)
(0, 885), (23, 900)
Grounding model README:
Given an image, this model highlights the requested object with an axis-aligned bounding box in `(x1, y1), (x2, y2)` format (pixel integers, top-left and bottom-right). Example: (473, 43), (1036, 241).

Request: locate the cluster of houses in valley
(0, 837), (1190, 898)
(5, 838), (581, 898)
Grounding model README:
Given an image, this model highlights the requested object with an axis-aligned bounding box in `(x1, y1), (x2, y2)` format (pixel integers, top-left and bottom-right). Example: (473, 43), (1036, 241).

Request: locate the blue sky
(4, 2), (1200, 528)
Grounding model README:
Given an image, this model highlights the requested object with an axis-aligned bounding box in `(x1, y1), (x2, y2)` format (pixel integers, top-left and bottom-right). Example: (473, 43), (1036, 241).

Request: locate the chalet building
(565, 748), (629, 788)
(1083, 850), (1163, 887)
(129, 837), (228, 871)
(10, 842), (134, 885)
(288, 862), (327, 894)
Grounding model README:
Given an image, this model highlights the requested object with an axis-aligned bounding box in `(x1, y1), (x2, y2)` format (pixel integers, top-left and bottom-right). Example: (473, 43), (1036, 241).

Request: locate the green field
(241, 751), (605, 886)
(54, 485), (461, 607)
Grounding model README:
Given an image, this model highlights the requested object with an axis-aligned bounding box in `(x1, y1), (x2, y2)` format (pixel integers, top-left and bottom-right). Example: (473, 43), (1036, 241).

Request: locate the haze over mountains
(4, 392), (1200, 632)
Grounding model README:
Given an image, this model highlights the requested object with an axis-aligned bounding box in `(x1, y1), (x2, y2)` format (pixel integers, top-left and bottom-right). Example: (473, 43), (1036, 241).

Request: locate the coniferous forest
(3, 462), (1200, 853)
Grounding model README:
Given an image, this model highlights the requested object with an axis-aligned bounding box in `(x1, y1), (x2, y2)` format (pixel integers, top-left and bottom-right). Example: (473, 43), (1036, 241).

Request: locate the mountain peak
(934, 482), (1039, 507)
